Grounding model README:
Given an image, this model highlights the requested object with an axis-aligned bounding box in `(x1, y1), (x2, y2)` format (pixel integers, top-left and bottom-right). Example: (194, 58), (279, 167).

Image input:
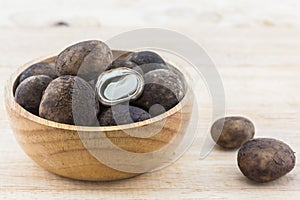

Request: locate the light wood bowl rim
(6, 52), (189, 132)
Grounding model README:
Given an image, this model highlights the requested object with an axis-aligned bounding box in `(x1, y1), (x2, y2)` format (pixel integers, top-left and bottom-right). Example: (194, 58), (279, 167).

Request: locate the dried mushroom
(39, 75), (99, 126)
(131, 69), (186, 116)
(126, 51), (167, 74)
(19, 62), (57, 83)
(211, 116), (255, 149)
(238, 138), (296, 183)
(15, 75), (53, 115)
(56, 40), (113, 80)
(99, 105), (150, 126)
(107, 60), (143, 75)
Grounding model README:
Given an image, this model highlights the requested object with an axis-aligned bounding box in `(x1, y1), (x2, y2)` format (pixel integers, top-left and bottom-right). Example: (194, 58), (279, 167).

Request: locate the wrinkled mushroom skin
(238, 138), (296, 183)
(15, 75), (53, 115)
(56, 40), (113, 81)
(99, 105), (150, 126)
(211, 117), (255, 149)
(39, 75), (99, 126)
(19, 62), (57, 83)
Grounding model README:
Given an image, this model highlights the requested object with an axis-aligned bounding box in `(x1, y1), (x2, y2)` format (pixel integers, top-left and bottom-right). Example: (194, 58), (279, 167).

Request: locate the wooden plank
(0, 26), (300, 199)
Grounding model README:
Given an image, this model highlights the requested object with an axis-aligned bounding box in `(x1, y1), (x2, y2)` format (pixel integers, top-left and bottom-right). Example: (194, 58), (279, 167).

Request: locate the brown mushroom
(39, 75), (99, 126)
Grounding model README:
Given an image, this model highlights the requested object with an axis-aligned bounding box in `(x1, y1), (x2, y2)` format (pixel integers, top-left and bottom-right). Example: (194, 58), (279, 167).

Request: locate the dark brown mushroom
(39, 75), (99, 126)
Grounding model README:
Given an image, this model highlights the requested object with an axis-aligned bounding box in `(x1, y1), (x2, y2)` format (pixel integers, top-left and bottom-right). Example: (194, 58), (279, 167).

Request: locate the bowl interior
(8, 51), (191, 132)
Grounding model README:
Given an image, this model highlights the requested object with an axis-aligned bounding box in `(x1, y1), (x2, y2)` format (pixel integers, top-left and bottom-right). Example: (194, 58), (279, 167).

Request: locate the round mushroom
(139, 63), (169, 75)
(19, 62), (57, 83)
(238, 138), (296, 183)
(39, 75), (99, 126)
(15, 75), (53, 115)
(126, 51), (167, 74)
(107, 60), (143, 75)
(211, 116), (255, 149)
(167, 63), (187, 90)
(99, 105), (150, 126)
(56, 40), (113, 81)
(131, 69), (186, 117)
(145, 69), (185, 100)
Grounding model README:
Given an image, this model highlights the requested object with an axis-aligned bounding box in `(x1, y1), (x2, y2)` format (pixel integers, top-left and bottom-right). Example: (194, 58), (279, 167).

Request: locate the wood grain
(5, 54), (193, 181)
(0, 26), (300, 199)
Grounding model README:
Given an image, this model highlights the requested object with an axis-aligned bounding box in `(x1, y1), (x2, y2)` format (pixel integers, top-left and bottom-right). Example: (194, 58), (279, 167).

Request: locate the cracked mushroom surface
(56, 40), (113, 81)
(238, 138), (296, 183)
(39, 75), (99, 126)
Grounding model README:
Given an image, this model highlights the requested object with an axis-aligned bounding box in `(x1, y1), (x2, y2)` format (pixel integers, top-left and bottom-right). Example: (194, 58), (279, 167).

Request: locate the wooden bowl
(4, 51), (194, 181)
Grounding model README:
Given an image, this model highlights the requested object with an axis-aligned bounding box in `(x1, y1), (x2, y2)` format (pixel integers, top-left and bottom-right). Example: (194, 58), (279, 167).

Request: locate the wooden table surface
(0, 26), (300, 199)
